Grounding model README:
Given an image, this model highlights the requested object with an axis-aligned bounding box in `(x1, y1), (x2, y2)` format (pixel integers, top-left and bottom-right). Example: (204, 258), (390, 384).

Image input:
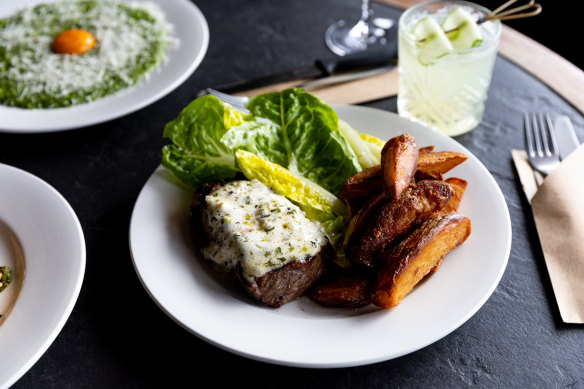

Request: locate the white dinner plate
(0, 164), (85, 388)
(129, 105), (512, 368)
(0, 0), (209, 133)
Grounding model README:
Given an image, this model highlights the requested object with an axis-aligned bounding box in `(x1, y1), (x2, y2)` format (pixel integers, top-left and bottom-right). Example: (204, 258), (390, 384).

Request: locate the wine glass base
(325, 19), (390, 56)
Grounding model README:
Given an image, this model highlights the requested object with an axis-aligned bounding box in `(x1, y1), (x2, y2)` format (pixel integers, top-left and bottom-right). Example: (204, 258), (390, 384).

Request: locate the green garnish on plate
(0, 266), (13, 293)
(0, 0), (174, 108)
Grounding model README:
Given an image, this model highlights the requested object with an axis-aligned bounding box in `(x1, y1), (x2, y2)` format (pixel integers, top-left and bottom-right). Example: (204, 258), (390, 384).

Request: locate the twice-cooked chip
(381, 133), (419, 201)
(371, 213), (471, 308)
(309, 269), (372, 308)
(339, 165), (382, 198)
(438, 177), (468, 214)
(417, 151), (468, 177)
(344, 191), (388, 251)
(414, 169), (443, 181)
(418, 145), (435, 156)
(338, 165), (383, 217)
(347, 180), (454, 268)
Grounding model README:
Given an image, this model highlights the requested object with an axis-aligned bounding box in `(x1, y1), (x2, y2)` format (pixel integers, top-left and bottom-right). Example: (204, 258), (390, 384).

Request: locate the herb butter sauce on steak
(195, 179), (332, 307)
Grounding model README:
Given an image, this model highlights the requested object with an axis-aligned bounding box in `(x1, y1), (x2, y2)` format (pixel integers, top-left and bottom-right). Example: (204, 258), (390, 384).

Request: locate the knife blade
(554, 116), (580, 160)
(202, 40), (398, 95)
(298, 62), (395, 90)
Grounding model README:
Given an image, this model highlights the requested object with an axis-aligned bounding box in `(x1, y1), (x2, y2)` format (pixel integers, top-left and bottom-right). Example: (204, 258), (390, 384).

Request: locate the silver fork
(524, 112), (560, 176)
(205, 88), (249, 112)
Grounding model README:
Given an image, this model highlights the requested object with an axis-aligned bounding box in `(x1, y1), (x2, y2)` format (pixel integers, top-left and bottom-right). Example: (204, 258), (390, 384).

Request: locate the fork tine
(206, 88), (249, 107)
(538, 112), (552, 156)
(524, 112), (535, 157)
(206, 88), (231, 101)
(543, 113), (559, 158)
(531, 112), (544, 157)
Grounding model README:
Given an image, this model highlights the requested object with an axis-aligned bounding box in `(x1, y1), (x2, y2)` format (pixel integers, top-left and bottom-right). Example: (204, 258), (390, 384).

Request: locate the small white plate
(129, 105), (512, 368)
(0, 0), (209, 133)
(0, 164), (85, 388)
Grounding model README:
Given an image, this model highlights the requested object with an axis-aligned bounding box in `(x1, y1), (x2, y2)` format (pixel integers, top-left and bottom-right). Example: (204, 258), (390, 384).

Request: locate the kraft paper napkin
(234, 67), (399, 105)
(512, 145), (584, 324)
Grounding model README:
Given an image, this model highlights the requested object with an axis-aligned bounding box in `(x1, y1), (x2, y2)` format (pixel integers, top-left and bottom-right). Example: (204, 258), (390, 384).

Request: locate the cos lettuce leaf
(162, 88), (362, 195)
(299, 204), (349, 267)
(161, 95), (251, 189)
(244, 88), (361, 194)
(221, 121), (288, 167)
(235, 149), (347, 217)
(337, 119), (379, 168)
(236, 149), (348, 263)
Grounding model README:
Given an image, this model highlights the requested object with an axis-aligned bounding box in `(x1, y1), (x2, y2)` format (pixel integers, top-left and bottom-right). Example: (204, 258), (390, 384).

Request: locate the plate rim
(129, 105), (512, 368)
(0, 163), (86, 388)
(0, 0), (210, 133)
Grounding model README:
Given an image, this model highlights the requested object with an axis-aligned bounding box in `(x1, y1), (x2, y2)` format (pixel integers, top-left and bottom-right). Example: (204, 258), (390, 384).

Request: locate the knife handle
(316, 39), (398, 75)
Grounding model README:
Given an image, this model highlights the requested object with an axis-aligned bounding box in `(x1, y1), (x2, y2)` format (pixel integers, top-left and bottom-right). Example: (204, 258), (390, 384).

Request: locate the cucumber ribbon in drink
(412, 7), (482, 65)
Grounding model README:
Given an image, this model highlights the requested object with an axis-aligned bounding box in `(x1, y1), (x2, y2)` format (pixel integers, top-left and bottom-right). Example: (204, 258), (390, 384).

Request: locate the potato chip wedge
(371, 213), (471, 308)
(381, 133), (419, 201)
(343, 191), (388, 251)
(347, 180), (454, 268)
(418, 151), (468, 174)
(417, 151), (468, 176)
(414, 170), (443, 181)
(338, 165), (383, 216)
(418, 145), (435, 156)
(439, 177), (468, 214)
(309, 269), (372, 308)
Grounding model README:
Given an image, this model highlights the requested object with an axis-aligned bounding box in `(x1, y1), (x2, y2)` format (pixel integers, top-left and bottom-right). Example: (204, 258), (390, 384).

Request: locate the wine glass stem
(360, 0), (374, 37)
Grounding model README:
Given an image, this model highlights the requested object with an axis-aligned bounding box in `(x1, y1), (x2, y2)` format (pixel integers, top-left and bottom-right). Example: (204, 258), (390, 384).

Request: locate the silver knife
(554, 116), (580, 160)
(297, 63), (395, 90)
(199, 42), (397, 96)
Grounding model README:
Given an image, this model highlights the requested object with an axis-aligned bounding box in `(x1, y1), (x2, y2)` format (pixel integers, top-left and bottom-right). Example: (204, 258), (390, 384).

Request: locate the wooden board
(234, 69), (399, 104)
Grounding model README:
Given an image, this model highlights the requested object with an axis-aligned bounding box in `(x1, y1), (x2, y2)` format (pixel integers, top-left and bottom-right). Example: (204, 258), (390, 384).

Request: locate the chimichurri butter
(0, 0), (175, 109)
(0, 266), (12, 293)
(202, 180), (329, 281)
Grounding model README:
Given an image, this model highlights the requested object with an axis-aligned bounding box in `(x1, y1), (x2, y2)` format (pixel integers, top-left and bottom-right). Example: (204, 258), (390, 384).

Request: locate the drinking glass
(325, 0), (394, 56)
(397, 0), (501, 136)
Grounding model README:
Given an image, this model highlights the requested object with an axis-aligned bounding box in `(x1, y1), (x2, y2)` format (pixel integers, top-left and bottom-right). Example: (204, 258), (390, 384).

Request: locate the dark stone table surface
(2, 0), (584, 387)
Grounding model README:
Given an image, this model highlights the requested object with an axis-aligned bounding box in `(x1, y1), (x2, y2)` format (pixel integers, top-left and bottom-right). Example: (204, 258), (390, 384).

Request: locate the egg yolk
(51, 29), (96, 55)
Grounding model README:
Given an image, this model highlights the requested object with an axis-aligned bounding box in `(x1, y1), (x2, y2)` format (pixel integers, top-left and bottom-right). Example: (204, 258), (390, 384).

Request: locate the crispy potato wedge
(338, 165), (383, 217)
(344, 191), (388, 250)
(438, 177), (468, 214)
(371, 213), (471, 308)
(418, 145), (435, 156)
(414, 170), (443, 181)
(417, 151), (468, 176)
(445, 177), (468, 194)
(428, 259), (442, 274)
(415, 146), (439, 180)
(339, 165), (382, 198)
(347, 180), (454, 268)
(381, 133), (418, 201)
(309, 269), (372, 308)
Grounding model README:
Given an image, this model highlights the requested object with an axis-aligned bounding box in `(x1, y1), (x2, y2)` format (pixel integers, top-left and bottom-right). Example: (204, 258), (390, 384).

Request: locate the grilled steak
(192, 179), (332, 308)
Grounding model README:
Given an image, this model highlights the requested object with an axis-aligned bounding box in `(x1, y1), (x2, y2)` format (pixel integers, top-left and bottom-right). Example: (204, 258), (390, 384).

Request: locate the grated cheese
(0, 0), (178, 108)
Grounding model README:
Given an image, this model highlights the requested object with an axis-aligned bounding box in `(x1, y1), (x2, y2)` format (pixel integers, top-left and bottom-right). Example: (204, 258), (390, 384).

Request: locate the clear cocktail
(397, 1), (501, 136)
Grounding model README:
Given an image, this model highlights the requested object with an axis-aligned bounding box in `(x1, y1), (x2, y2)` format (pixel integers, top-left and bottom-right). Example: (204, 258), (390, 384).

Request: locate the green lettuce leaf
(161, 88), (362, 195)
(235, 148), (349, 264)
(299, 205), (348, 266)
(161, 95), (251, 189)
(244, 88), (361, 194)
(337, 119), (379, 168)
(221, 121), (288, 167)
(235, 149), (347, 217)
